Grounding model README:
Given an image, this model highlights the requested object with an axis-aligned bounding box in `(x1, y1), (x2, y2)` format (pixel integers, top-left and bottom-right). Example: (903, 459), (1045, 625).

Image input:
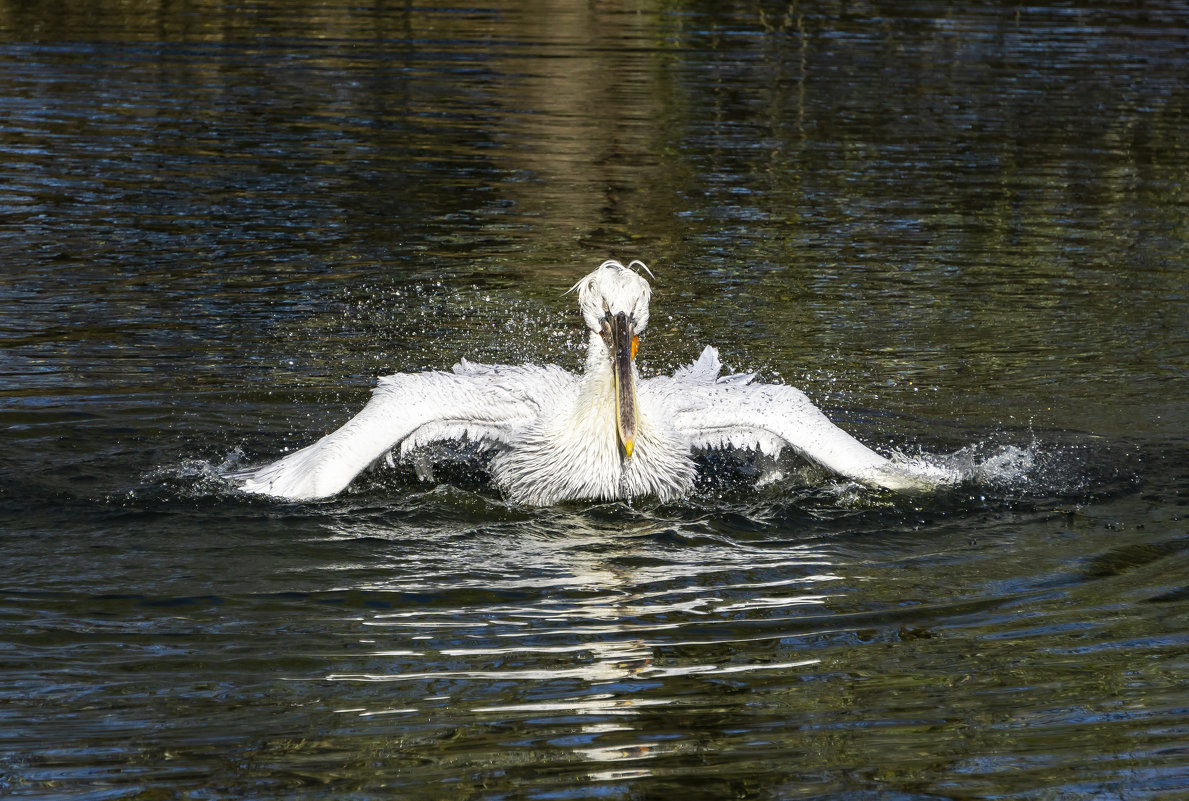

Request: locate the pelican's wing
(651, 347), (946, 492)
(233, 362), (574, 500)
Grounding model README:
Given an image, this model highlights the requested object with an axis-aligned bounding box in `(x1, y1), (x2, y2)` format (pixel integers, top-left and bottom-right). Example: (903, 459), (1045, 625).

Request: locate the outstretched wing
(649, 347), (947, 492)
(233, 362), (574, 500)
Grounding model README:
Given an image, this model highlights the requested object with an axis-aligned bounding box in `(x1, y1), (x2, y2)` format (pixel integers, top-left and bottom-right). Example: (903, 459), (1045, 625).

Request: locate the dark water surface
(2, 1), (1187, 798)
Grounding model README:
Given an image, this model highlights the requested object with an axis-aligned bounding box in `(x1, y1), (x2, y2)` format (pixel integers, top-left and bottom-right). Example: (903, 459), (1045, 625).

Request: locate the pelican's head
(570, 260), (653, 460)
(572, 259), (652, 335)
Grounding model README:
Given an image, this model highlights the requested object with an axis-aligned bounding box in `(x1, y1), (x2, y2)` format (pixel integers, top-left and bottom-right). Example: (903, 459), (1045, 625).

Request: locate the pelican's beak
(610, 311), (638, 459)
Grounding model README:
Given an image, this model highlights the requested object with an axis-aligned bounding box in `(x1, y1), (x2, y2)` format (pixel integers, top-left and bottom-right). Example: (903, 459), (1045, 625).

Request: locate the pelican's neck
(581, 329), (640, 392)
(574, 330), (635, 432)
(583, 330), (612, 380)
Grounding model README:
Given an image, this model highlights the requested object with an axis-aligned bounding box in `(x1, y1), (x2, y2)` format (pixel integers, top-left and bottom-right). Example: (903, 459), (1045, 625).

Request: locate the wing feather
(652, 351), (946, 491)
(234, 364), (567, 500)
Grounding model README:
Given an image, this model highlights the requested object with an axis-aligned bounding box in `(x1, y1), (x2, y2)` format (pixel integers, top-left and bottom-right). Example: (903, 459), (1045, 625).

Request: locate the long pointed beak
(610, 311), (638, 459)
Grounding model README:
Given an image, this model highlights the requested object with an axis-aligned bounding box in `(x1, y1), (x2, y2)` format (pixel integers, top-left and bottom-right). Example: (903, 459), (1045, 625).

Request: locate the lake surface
(2, 1), (1187, 798)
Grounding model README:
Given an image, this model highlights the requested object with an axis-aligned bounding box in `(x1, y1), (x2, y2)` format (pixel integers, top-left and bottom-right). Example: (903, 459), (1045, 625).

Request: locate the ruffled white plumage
(234, 261), (947, 503)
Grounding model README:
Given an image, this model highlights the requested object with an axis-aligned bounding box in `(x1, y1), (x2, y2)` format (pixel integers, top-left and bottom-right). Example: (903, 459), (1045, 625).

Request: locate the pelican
(234, 260), (947, 503)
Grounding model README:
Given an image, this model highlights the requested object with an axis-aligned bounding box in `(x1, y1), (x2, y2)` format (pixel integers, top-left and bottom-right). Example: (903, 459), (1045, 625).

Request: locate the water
(2, 1), (1187, 798)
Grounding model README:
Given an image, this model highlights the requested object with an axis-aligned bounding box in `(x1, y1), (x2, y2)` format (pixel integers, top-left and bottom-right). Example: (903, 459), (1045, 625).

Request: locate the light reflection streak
(473, 697), (673, 715)
(326, 528), (840, 775)
(324, 510), (845, 768)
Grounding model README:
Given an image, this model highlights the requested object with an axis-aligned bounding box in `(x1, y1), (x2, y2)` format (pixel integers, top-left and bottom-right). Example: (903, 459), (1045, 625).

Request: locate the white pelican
(235, 260), (947, 503)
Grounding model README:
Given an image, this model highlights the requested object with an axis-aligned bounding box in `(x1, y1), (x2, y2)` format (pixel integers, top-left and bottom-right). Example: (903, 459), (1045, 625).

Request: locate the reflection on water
(1, 0), (1188, 798)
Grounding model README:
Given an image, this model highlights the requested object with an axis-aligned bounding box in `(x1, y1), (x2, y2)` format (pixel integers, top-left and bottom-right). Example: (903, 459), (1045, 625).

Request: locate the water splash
(891, 441), (1039, 488)
(885, 433), (1144, 505)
